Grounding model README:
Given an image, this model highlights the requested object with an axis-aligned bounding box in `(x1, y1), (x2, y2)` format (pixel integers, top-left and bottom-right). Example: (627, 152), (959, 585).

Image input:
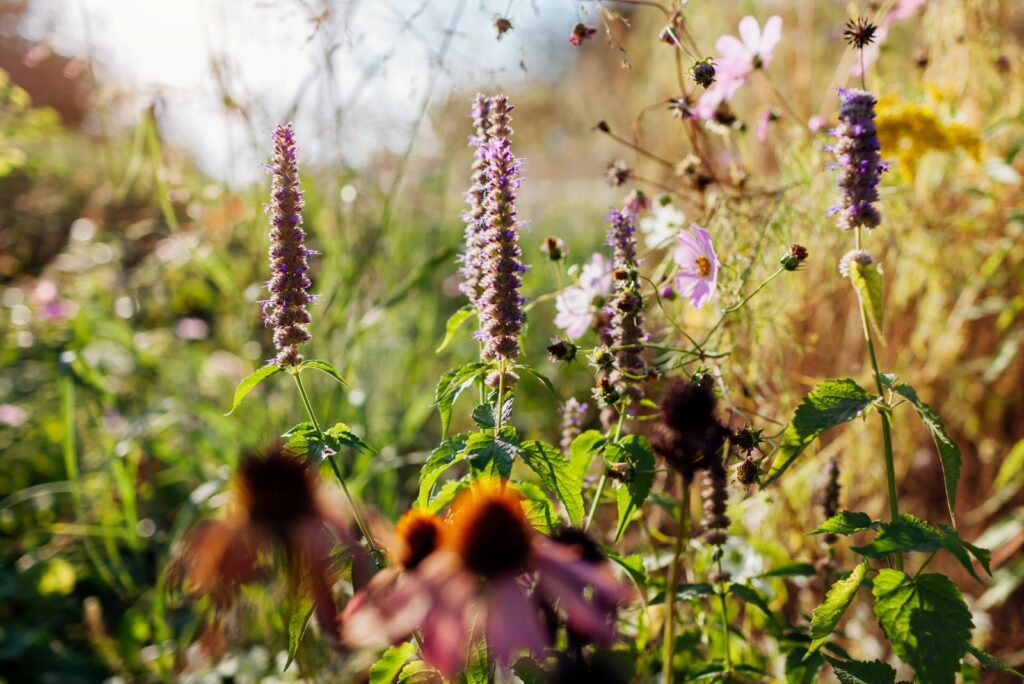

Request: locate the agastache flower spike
(459, 95), (493, 305)
(476, 95), (527, 364)
(829, 88), (885, 231)
(595, 208), (645, 407)
(263, 123), (313, 368)
(560, 397), (589, 455)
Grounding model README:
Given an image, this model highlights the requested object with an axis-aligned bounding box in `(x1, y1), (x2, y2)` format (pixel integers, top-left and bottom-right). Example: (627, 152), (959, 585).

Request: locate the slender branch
(661, 478), (690, 684)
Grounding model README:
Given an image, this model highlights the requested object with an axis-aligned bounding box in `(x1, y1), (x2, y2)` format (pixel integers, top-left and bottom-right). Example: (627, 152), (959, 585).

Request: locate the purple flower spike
(831, 88), (884, 231)
(476, 95), (526, 363)
(263, 123), (312, 368)
(459, 94), (493, 305)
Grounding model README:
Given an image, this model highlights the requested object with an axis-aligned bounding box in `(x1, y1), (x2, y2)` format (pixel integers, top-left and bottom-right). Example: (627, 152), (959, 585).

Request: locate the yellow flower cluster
(875, 98), (981, 180)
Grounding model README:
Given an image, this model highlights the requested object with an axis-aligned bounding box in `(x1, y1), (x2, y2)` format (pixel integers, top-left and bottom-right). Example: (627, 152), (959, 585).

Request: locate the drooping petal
(485, 576), (548, 666)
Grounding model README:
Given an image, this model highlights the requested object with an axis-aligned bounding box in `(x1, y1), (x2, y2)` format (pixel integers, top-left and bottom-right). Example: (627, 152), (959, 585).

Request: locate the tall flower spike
(459, 95), (493, 305)
(595, 208), (645, 407)
(560, 397), (589, 455)
(476, 95), (526, 364)
(264, 123), (313, 368)
(830, 88), (885, 231)
(701, 463), (730, 548)
(819, 457), (841, 545)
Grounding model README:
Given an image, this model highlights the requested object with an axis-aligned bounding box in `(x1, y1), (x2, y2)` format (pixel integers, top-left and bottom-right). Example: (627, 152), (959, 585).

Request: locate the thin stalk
(661, 478), (690, 684)
(495, 359), (506, 433)
(717, 558), (732, 669)
(292, 371), (380, 560)
(584, 403), (628, 532)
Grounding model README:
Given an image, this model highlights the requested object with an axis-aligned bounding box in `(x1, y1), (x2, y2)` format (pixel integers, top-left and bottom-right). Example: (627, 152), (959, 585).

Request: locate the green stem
(292, 371), (380, 560)
(662, 479), (690, 684)
(495, 359), (506, 434)
(584, 403), (628, 532)
(718, 559), (732, 670)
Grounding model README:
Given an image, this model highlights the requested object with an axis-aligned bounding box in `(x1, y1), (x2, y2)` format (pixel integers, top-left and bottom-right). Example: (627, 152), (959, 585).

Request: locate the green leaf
(465, 428), (519, 479)
(606, 435), (656, 541)
(756, 562), (818, 579)
(765, 379), (874, 484)
(427, 478), (469, 514)
(227, 363), (281, 415)
(370, 642), (418, 684)
(811, 511), (877, 536)
(326, 422), (375, 454)
(966, 645), (1024, 679)
(434, 362), (491, 437)
(519, 440), (585, 524)
(606, 552), (647, 587)
(435, 304), (476, 353)
(515, 363), (560, 401)
(852, 514), (989, 581)
(300, 359), (353, 388)
(569, 429), (606, 482)
(514, 481), (559, 533)
(872, 569), (973, 684)
(729, 583), (782, 635)
(285, 597), (315, 671)
(849, 259), (885, 335)
(824, 656), (897, 684)
(398, 659), (438, 683)
(806, 561), (868, 656)
(885, 380), (962, 528)
(470, 397), (512, 430)
(461, 639), (491, 684)
(417, 435), (468, 508)
(283, 421), (374, 464)
(786, 646), (825, 684)
(677, 583), (716, 600)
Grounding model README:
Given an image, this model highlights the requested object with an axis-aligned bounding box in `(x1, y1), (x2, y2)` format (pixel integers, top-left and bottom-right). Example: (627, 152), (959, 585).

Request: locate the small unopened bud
(732, 426), (763, 454)
(541, 236), (566, 262)
(493, 16), (513, 39)
(547, 337), (578, 363)
(595, 120), (610, 133)
(691, 58), (716, 88)
(780, 243), (809, 271)
(660, 285), (677, 301)
(605, 160), (631, 187)
(486, 369), (519, 391)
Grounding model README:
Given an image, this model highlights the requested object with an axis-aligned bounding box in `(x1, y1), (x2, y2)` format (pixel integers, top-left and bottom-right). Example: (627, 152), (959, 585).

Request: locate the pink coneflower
(673, 224), (720, 309)
(177, 448), (364, 637)
(343, 481), (630, 678)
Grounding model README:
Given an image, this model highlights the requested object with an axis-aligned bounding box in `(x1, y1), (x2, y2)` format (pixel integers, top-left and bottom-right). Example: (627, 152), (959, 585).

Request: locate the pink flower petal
(715, 34), (748, 63)
(759, 16), (783, 64)
(485, 576), (548, 666)
(738, 16), (761, 55)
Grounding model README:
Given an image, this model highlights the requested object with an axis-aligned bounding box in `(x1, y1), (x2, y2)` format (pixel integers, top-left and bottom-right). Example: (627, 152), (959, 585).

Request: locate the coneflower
(459, 95), (493, 305)
(829, 88), (884, 231)
(263, 124), (314, 368)
(595, 209), (645, 407)
(476, 95), (526, 366)
(560, 397), (589, 455)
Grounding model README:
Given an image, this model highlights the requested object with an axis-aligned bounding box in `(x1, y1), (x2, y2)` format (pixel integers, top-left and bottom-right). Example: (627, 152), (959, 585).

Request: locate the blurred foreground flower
(176, 448), (364, 637)
(342, 480), (630, 677)
(673, 224), (719, 308)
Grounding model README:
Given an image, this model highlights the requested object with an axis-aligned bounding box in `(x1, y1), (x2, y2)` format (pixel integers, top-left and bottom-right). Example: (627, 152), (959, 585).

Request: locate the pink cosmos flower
(342, 481), (630, 678)
(696, 15), (782, 120)
(554, 253), (612, 338)
(673, 224), (720, 309)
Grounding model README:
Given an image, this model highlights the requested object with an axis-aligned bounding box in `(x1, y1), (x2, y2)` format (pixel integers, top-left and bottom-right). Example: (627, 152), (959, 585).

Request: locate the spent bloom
(263, 124), (314, 368)
(475, 95), (527, 363)
(343, 481), (630, 677)
(459, 94), (493, 305)
(649, 376), (729, 481)
(829, 88), (885, 231)
(554, 253), (612, 338)
(673, 224), (720, 309)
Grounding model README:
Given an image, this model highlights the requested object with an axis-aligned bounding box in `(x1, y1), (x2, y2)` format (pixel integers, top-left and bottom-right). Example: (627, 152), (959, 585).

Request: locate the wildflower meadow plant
(164, 7), (1018, 684)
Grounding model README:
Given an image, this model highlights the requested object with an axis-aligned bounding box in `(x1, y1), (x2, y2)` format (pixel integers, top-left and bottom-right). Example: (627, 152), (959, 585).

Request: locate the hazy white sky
(21, 0), (581, 183)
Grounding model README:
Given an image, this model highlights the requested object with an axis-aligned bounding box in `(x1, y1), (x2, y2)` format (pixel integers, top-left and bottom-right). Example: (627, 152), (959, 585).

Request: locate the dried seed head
(691, 58), (716, 88)
(735, 457), (759, 487)
(547, 337), (578, 364)
(605, 160), (632, 187)
(843, 17), (878, 50)
(780, 243), (809, 271)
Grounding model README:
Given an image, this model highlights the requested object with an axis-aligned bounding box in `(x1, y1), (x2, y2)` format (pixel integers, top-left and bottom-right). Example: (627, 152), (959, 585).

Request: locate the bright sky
(21, 0), (580, 184)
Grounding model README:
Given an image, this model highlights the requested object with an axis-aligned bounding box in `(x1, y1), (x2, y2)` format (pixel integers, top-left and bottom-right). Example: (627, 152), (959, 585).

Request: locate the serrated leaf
(852, 514), (989, 581)
(227, 364), (281, 414)
(811, 511), (877, 536)
(300, 359), (353, 388)
(370, 642), (418, 684)
(606, 552), (647, 587)
(606, 435), (655, 541)
(824, 656), (897, 684)
(434, 362), (491, 437)
(966, 645), (1024, 679)
(807, 561), (868, 656)
(417, 435), (468, 508)
(729, 583), (782, 635)
(435, 304), (476, 353)
(465, 428), (518, 479)
(519, 440), (585, 524)
(326, 422), (375, 454)
(397, 658), (439, 683)
(285, 597), (315, 671)
(765, 379), (874, 484)
(514, 481), (559, 533)
(757, 562), (818, 579)
(470, 397), (512, 430)
(885, 380), (961, 528)
(569, 429), (606, 482)
(872, 569), (973, 684)
(283, 421), (373, 464)
(849, 259), (885, 335)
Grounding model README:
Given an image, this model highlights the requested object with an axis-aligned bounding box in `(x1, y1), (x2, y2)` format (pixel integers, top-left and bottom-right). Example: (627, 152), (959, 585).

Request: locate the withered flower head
(649, 377), (729, 480)
(844, 17), (878, 50)
(494, 15), (513, 39)
(547, 336), (578, 363)
(605, 160), (632, 187)
(780, 243), (809, 271)
(541, 235), (567, 262)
